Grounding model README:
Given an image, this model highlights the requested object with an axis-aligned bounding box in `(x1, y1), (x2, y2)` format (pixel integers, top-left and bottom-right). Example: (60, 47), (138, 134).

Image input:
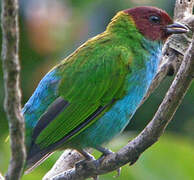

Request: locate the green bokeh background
(0, 0), (193, 179)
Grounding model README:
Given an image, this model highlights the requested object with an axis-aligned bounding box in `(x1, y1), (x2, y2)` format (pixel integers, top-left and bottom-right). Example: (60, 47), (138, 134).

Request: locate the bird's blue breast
(77, 39), (162, 148)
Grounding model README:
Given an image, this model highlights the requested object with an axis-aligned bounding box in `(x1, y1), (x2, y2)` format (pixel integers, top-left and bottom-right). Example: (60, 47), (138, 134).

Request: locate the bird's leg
(76, 149), (98, 180)
(77, 149), (96, 161)
(95, 146), (121, 177)
(96, 146), (113, 156)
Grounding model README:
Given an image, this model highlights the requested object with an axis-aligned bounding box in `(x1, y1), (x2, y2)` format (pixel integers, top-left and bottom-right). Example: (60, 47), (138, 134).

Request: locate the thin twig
(1, 0), (26, 180)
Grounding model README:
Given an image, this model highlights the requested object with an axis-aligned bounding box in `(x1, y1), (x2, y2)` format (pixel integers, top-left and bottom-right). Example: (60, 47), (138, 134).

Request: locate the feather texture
(23, 8), (168, 171)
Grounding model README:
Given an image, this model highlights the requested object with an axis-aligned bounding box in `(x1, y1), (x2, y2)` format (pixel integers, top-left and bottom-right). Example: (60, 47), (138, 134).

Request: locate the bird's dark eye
(149, 15), (161, 24)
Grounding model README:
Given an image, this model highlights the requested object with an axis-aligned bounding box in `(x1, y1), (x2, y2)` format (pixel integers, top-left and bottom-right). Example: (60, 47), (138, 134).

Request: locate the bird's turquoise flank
(71, 39), (162, 148)
(22, 70), (61, 148)
(22, 70), (61, 128)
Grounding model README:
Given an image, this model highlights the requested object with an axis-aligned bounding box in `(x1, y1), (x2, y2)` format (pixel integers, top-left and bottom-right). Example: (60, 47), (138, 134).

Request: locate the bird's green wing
(31, 37), (132, 151)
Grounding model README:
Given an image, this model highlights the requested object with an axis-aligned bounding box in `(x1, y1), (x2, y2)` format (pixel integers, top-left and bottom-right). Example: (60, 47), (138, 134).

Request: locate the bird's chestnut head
(124, 6), (189, 41)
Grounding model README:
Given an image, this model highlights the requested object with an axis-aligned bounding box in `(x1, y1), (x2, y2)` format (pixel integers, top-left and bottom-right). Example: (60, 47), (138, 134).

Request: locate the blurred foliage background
(0, 0), (194, 179)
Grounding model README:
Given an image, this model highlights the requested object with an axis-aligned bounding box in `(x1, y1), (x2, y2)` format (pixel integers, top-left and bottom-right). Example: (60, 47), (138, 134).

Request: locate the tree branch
(43, 0), (194, 179)
(1, 0), (26, 180)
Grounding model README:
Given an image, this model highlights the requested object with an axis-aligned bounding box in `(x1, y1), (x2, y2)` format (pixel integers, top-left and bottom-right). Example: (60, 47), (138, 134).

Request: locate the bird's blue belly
(73, 41), (162, 148)
(74, 67), (157, 148)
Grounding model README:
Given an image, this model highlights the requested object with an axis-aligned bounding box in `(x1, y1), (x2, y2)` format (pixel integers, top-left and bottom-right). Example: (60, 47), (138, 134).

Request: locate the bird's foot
(96, 146), (121, 177)
(76, 149), (99, 180)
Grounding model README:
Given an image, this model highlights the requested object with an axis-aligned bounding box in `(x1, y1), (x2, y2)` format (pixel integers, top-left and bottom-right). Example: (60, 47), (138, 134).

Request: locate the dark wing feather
(26, 99), (115, 172)
(32, 97), (69, 141)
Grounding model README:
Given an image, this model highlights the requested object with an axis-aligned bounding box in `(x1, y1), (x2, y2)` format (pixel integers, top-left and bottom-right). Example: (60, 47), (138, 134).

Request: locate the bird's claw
(76, 158), (99, 180)
(96, 146), (121, 178)
(75, 150), (96, 168)
(76, 159), (99, 180)
(76, 149), (99, 180)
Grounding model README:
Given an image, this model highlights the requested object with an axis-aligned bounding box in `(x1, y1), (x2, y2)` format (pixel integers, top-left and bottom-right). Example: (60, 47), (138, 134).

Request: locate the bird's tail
(24, 151), (54, 174)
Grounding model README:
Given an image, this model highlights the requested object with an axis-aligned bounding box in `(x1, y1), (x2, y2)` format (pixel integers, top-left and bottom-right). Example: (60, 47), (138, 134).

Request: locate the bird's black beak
(166, 22), (189, 34)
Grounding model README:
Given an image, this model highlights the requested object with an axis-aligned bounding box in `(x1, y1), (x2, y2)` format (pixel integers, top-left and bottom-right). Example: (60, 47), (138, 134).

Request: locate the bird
(23, 6), (188, 173)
